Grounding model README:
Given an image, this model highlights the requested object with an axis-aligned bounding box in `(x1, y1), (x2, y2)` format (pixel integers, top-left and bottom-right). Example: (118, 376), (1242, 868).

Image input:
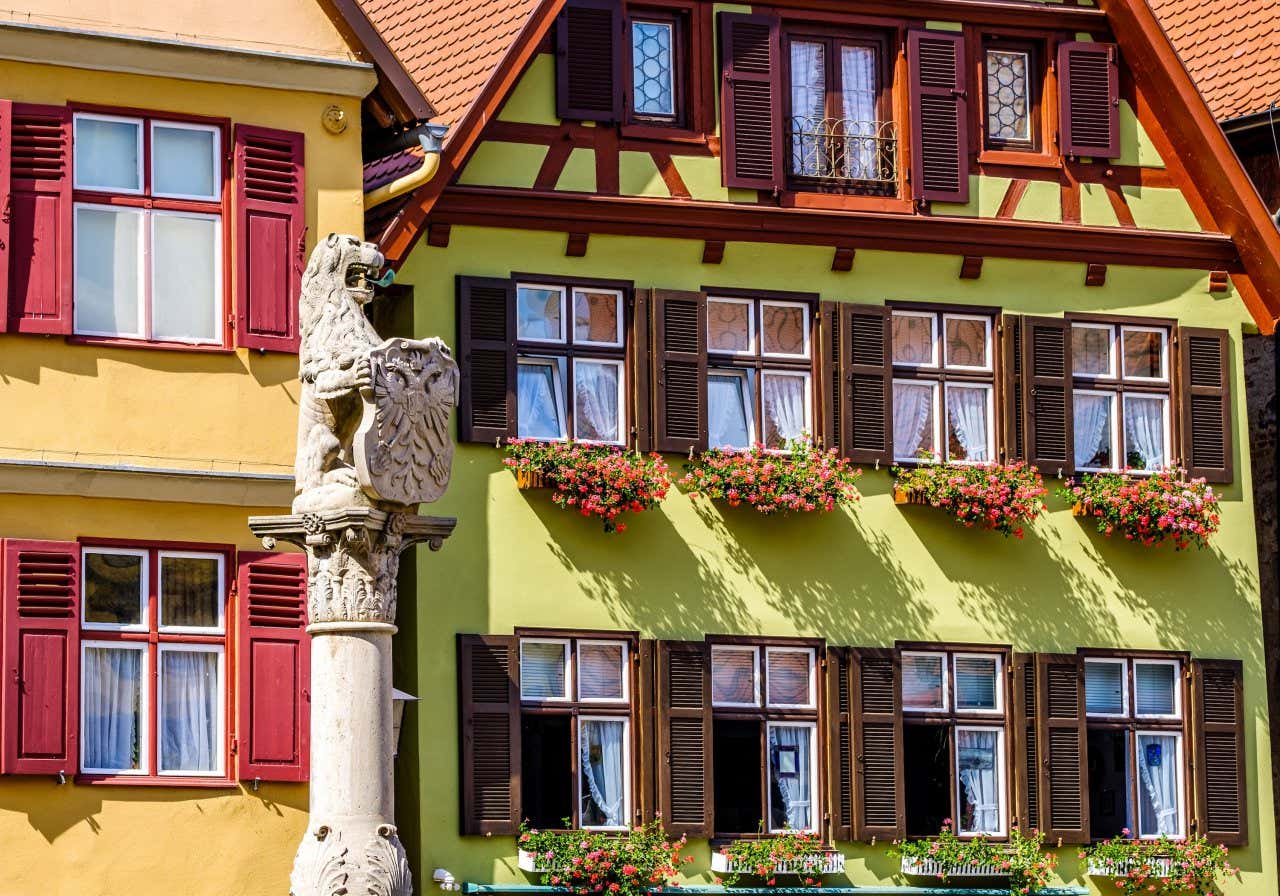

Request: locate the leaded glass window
(982, 42), (1040, 151)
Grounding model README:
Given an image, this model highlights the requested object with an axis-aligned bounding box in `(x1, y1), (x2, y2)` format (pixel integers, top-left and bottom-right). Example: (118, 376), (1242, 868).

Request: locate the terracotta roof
(357, 0), (542, 129)
(1148, 0), (1280, 122)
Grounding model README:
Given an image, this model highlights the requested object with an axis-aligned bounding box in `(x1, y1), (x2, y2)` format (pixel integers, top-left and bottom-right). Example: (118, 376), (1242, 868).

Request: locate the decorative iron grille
(787, 117), (898, 185)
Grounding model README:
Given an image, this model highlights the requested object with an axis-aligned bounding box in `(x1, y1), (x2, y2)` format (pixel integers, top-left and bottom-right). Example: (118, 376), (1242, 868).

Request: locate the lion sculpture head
(299, 233), (385, 384)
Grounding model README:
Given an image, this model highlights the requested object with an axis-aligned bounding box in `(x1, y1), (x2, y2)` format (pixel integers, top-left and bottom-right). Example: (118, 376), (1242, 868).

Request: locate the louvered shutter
(7, 104), (72, 335)
(1035, 653), (1089, 844)
(1179, 327), (1232, 483)
(1022, 316), (1073, 476)
(652, 289), (706, 453)
(635, 639), (657, 822)
(556, 0), (622, 122)
(840, 304), (893, 466)
(1058, 42), (1120, 159)
(1001, 314), (1025, 462)
(458, 634), (520, 835)
(719, 12), (783, 191)
(819, 302), (841, 453)
(656, 640), (712, 838)
(0, 99), (10, 331)
(851, 647), (904, 840)
(236, 551), (309, 782)
(631, 289), (654, 452)
(457, 276), (517, 444)
(1191, 659), (1246, 845)
(1, 539), (79, 775)
(908, 31), (969, 203)
(1012, 652), (1039, 834)
(234, 125), (305, 352)
(825, 646), (853, 841)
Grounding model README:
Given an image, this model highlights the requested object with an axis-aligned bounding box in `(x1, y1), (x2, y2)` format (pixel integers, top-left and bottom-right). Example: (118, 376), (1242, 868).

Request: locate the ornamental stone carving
(290, 823), (412, 896)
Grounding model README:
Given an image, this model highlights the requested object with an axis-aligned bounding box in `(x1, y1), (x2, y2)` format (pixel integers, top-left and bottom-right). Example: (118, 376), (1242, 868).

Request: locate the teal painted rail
(461, 885), (1090, 895)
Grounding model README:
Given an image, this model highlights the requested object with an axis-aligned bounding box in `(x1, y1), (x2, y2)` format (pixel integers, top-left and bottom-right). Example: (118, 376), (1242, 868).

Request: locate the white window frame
(576, 639), (631, 704)
(1120, 392), (1171, 472)
(578, 715), (633, 830)
(764, 646), (817, 710)
(149, 121), (222, 202)
(79, 640), (150, 775)
(902, 650), (948, 713)
(571, 288), (625, 348)
(710, 644), (761, 708)
(951, 652), (1003, 715)
(892, 379), (941, 463)
(630, 19), (677, 118)
(759, 369), (813, 451)
(760, 300), (811, 360)
(1134, 730), (1186, 839)
(1071, 321), (1117, 380)
(72, 202), (146, 340)
(516, 356), (569, 442)
(519, 637), (573, 702)
(891, 309), (939, 368)
(156, 642), (226, 777)
(1073, 389), (1119, 473)
(156, 551), (226, 634)
(708, 367), (756, 450)
(1084, 657), (1130, 718)
(941, 313), (993, 373)
(571, 357), (627, 446)
(73, 112), (144, 195)
(943, 381), (995, 465)
(81, 546), (149, 632)
(707, 296), (757, 356)
(149, 208), (223, 345)
(1133, 658), (1182, 721)
(765, 720), (820, 833)
(516, 283), (568, 344)
(954, 724), (1008, 837)
(1119, 325), (1169, 384)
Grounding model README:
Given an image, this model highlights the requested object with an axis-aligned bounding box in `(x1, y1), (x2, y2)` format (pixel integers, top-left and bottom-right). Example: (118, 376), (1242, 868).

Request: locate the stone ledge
(0, 457), (294, 507)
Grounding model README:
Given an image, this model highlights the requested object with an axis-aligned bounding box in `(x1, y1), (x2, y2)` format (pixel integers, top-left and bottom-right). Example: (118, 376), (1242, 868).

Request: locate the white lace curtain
(1137, 733), (1181, 836)
(763, 375), (806, 448)
(957, 729), (1000, 834)
(574, 362), (619, 443)
(83, 646), (142, 772)
(580, 719), (626, 827)
(840, 46), (877, 176)
(893, 383), (933, 460)
(790, 41), (826, 176)
(517, 361), (563, 440)
(160, 649), (219, 773)
(1074, 393), (1111, 469)
(769, 725), (813, 831)
(947, 386), (989, 461)
(1124, 397), (1166, 470)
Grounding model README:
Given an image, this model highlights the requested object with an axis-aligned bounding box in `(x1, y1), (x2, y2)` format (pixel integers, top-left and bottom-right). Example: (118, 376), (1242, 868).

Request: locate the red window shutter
(7, 104), (72, 335)
(1058, 42), (1120, 159)
(458, 634), (520, 835)
(841, 303), (893, 466)
(652, 289), (707, 453)
(457, 276), (517, 443)
(719, 12), (784, 191)
(1, 539), (79, 775)
(236, 551), (309, 782)
(0, 99), (11, 332)
(1022, 316), (1074, 476)
(1179, 327), (1233, 483)
(908, 31), (970, 203)
(234, 125), (305, 352)
(556, 0), (623, 122)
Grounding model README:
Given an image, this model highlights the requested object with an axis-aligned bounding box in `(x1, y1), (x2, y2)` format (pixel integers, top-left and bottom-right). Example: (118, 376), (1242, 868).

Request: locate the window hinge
(231, 736), (239, 755)
(227, 313), (237, 328)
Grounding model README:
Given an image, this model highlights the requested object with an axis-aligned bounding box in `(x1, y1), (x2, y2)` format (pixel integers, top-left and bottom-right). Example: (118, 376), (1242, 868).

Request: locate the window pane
(573, 290), (621, 345)
(75, 117), (140, 191)
(954, 656), (998, 711)
(945, 317), (989, 369)
(1123, 395), (1167, 471)
(517, 360), (566, 440)
(1122, 329), (1166, 380)
(1085, 661), (1126, 715)
(711, 647), (757, 705)
(1135, 662), (1177, 716)
(709, 371), (753, 449)
(892, 313), (935, 366)
(153, 125), (217, 199)
(957, 729), (1003, 834)
(160, 555), (221, 629)
(708, 300), (753, 353)
(985, 49), (1030, 141)
(159, 648), (219, 773)
(946, 384), (991, 462)
(766, 649), (811, 706)
(84, 551), (143, 626)
(769, 724), (814, 831)
(902, 653), (945, 710)
(520, 641), (568, 699)
(516, 286), (564, 341)
(762, 373), (809, 450)
(789, 41), (827, 177)
(893, 381), (936, 461)
(74, 206), (142, 337)
(82, 645), (143, 771)
(152, 213), (219, 342)
(580, 718), (628, 827)
(1072, 325), (1115, 377)
(578, 642), (626, 701)
(1137, 733), (1182, 837)
(632, 21), (674, 117)
(1074, 392), (1114, 470)
(574, 361), (621, 443)
(761, 303), (808, 356)
(840, 45), (880, 179)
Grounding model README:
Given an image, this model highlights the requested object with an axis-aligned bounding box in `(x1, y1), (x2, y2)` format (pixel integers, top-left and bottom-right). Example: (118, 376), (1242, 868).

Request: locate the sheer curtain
(575, 362), (620, 443)
(789, 41), (826, 176)
(957, 729), (1001, 834)
(160, 649), (219, 773)
(769, 725), (813, 831)
(840, 46), (877, 178)
(763, 375), (806, 449)
(517, 361), (563, 440)
(580, 719), (626, 827)
(83, 645), (142, 772)
(947, 386), (990, 461)
(709, 373), (751, 448)
(1074, 393), (1111, 469)
(1137, 733), (1181, 836)
(893, 383), (933, 460)
(1124, 397), (1166, 470)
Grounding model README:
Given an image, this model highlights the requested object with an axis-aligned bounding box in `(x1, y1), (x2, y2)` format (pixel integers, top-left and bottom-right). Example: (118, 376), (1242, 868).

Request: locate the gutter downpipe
(364, 122), (448, 210)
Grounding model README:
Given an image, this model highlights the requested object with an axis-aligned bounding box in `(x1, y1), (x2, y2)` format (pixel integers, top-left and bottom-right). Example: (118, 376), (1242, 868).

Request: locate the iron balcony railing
(786, 117), (898, 186)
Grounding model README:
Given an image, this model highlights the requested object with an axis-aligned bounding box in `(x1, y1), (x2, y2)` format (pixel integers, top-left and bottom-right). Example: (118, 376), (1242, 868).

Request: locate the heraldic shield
(354, 337), (460, 507)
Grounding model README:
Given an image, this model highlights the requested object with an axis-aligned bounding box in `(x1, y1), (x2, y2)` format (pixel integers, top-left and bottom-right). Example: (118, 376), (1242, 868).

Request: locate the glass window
(707, 298), (755, 354)
(708, 369), (755, 450)
(945, 383), (993, 463)
(767, 723), (816, 832)
(1073, 391), (1116, 471)
(789, 40), (828, 178)
(766, 648), (814, 708)
(580, 718), (630, 828)
(520, 640), (570, 701)
(152, 212), (220, 343)
(953, 654), (1000, 712)
(761, 371), (810, 449)
(574, 359), (623, 444)
(74, 115), (142, 192)
(517, 358), (567, 441)
(632, 20), (675, 118)
(1121, 327), (1167, 381)
(1136, 732), (1184, 837)
(943, 315), (991, 370)
(1123, 394), (1169, 471)
(578, 641), (627, 702)
(158, 553), (223, 631)
(712, 645), (759, 707)
(573, 289), (622, 346)
(151, 123), (219, 200)
(81, 643), (146, 774)
(956, 727), (1006, 835)
(1072, 323), (1115, 378)
(902, 652), (946, 711)
(1134, 661), (1179, 717)
(984, 49), (1031, 143)
(761, 302), (809, 358)
(73, 205), (144, 338)
(892, 312), (937, 366)
(158, 645), (222, 775)
(83, 548), (146, 629)
(516, 285), (565, 342)
(1085, 659), (1128, 716)
(893, 380), (938, 462)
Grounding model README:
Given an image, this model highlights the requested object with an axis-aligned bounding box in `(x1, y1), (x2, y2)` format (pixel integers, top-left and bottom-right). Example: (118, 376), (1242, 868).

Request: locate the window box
(1086, 856), (1174, 878)
(891, 461), (1047, 539)
(514, 468), (549, 490)
(712, 848), (844, 876)
(518, 849), (553, 873)
(1060, 469), (1221, 550)
(901, 856), (1007, 877)
(893, 486), (929, 506)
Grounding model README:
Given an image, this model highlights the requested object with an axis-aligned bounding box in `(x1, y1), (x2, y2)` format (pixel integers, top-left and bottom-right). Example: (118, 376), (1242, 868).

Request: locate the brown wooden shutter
(1012, 652), (1039, 834)
(718, 12), (783, 191)
(1035, 653), (1089, 843)
(840, 304), (893, 466)
(1191, 659), (1246, 846)
(458, 634), (520, 835)
(1000, 314), (1025, 463)
(818, 302), (841, 453)
(1179, 327), (1232, 483)
(825, 646), (853, 841)
(556, 0), (623, 122)
(635, 639), (657, 822)
(1058, 42), (1120, 159)
(652, 289), (706, 453)
(7, 103), (72, 335)
(656, 640), (712, 838)
(457, 277), (517, 444)
(851, 647), (904, 840)
(1022, 316), (1073, 476)
(908, 31), (969, 203)
(631, 289), (654, 452)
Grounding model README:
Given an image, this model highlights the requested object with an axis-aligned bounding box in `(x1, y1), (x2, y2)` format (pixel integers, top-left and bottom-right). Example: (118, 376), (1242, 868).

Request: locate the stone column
(250, 508), (455, 896)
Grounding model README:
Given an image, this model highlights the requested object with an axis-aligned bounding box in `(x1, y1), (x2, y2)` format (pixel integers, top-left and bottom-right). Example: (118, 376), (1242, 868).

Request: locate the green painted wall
(391, 225), (1276, 895)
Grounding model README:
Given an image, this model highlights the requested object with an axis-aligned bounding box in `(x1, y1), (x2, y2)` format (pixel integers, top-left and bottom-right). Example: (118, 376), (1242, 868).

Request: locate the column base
(290, 818), (412, 896)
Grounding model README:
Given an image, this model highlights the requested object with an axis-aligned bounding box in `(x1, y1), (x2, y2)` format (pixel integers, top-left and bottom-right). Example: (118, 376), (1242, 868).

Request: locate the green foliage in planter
(716, 828), (831, 887)
(892, 460), (1046, 538)
(889, 824), (1057, 895)
(517, 820), (689, 896)
(682, 437), (861, 515)
(1061, 468), (1220, 550)
(1081, 834), (1237, 895)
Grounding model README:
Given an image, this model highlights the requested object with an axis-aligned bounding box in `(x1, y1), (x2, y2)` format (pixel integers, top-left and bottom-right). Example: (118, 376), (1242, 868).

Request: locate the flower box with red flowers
(681, 438), (861, 516)
(1081, 834), (1236, 896)
(712, 830), (842, 886)
(890, 461), (1047, 539)
(1060, 468), (1221, 550)
(890, 825), (1057, 891)
(516, 821), (690, 896)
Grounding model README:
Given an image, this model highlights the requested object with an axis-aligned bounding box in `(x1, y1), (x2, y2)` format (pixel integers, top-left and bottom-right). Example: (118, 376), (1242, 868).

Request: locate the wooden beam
(1085, 263), (1108, 287)
(1208, 270), (1230, 294)
(995, 179), (1030, 219)
(426, 223), (451, 248)
(566, 232), (589, 257)
(832, 247), (856, 272)
(702, 240), (725, 265)
(960, 256), (984, 279)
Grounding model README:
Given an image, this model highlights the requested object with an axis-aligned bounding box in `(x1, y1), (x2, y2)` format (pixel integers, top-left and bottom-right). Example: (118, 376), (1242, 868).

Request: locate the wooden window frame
(979, 38), (1044, 154)
(969, 26), (1066, 171)
(621, 0), (713, 141)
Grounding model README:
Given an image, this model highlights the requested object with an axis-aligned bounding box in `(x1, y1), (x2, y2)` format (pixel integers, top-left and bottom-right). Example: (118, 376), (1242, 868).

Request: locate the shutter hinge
(231, 736), (239, 755)
(227, 313), (237, 328)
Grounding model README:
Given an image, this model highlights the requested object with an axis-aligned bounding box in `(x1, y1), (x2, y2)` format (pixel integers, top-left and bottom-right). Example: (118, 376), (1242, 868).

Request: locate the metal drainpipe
(364, 122), (448, 210)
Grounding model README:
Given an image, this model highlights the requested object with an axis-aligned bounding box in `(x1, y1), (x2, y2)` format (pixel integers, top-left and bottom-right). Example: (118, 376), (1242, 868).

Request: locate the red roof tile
(1149, 0), (1280, 121)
